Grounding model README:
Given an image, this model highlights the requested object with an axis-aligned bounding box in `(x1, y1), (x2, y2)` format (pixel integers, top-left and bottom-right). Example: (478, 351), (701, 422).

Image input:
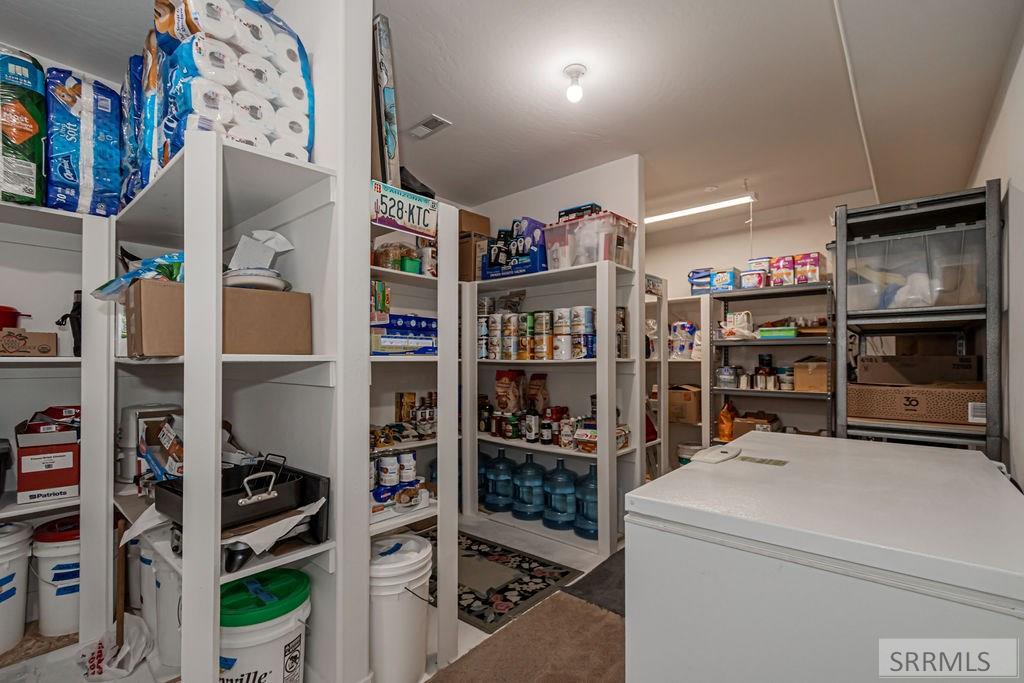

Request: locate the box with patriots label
(17, 442), (79, 504)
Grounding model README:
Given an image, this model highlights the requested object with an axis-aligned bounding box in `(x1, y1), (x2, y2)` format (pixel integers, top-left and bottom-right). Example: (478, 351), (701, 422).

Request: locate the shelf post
(596, 260), (617, 557)
(461, 281), (480, 517)
(700, 294), (712, 447)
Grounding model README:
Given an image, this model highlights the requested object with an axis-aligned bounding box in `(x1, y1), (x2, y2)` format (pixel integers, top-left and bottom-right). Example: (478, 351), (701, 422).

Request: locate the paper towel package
(45, 68), (123, 216)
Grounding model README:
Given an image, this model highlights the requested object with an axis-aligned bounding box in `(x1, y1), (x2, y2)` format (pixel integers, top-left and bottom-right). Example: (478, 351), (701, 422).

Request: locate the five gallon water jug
(511, 453), (545, 520)
(483, 449), (515, 512)
(543, 458), (577, 530)
(574, 463), (599, 539)
(478, 451), (492, 503)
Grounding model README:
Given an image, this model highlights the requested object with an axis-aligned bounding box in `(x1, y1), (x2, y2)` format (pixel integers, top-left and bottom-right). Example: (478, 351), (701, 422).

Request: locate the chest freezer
(624, 432), (1024, 682)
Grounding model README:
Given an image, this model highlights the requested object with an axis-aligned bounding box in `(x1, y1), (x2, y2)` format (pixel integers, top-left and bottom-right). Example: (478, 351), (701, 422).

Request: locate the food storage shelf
(370, 265), (438, 288)
(0, 492), (79, 521)
(477, 433), (635, 458)
(476, 508), (601, 555)
(710, 282), (831, 301)
(370, 501), (437, 536)
(0, 199), (84, 234)
(711, 387), (832, 400)
(712, 338), (833, 347)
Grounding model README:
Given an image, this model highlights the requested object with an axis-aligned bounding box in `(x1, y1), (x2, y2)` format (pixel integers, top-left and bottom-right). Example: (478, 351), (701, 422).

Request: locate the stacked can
(534, 311), (554, 359)
(552, 307), (572, 360)
(616, 307), (629, 358)
(571, 305), (596, 359)
(486, 313), (503, 359)
(501, 313), (519, 360)
(517, 312), (535, 360)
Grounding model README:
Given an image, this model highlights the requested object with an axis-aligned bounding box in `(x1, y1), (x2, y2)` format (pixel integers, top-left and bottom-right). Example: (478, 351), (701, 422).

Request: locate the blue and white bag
(120, 55), (144, 208)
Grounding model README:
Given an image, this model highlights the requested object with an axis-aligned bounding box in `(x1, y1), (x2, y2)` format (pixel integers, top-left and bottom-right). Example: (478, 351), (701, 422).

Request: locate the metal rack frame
(835, 179), (1002, 462)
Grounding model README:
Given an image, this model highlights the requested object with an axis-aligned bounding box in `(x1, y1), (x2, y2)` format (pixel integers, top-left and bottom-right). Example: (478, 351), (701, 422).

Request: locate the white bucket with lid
(154, 555), (182, 667)
(0, 522), (33, 653)
(220, 568), (311, 683)
(369, 533), (432, 683)
(139, 540), (158, 639)
(33, 515), (80, 637)
(127, 538), (142, 610)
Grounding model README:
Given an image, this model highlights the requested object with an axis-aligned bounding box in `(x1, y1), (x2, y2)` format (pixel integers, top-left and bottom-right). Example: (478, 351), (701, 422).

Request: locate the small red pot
(0, 306), (29, 330)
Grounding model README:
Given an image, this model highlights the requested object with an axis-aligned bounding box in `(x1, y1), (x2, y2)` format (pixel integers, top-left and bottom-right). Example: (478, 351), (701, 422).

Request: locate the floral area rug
(418, 528), (582, 633)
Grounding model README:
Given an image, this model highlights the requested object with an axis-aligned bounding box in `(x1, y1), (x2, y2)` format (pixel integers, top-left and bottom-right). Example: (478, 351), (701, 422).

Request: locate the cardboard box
(733, 411), (782, 439)
(17, 442), (79, 504)
(0, 328), (57, 356)
(794, 357), (829, 393)
(126, 280), (312, 357)
(857, 356), (980, 385)
(847, 383), (986, 426)
(459, 234), (489, 282)
(15, 420), (77, 448)
(668, 385), (701, 424)
(894, 335), (959, 356)
(459, 209), (491, 238)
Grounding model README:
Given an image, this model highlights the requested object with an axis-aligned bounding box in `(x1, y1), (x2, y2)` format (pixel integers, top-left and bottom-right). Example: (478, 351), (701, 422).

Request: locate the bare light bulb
(563, 64), (587, 104)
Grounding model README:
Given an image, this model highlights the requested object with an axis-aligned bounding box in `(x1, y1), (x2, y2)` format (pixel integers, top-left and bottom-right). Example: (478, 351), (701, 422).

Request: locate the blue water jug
(574, 463), (599, 539)
(483, 449), (515, 512)
(478, 451), (492, 503)
(511, 453), (545, 520)
(542, 458), (577, 530)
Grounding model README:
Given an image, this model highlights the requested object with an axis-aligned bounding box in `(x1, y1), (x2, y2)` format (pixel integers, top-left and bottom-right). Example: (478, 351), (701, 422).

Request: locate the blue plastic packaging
(542, 458), (577, 530)
(483, 448), (515, 513)
(573, 463), (599, 539)
(120, 55), (144, 208)
(511, 453), (545, 521)
(45, 69), (122, 216)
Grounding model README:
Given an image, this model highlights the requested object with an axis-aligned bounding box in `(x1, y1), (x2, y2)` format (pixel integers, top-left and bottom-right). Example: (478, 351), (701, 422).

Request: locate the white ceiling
(376, 0), (1024, 225)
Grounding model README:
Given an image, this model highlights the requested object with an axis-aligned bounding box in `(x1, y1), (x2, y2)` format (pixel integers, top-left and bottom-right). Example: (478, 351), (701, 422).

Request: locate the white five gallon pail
(220, 568), (311, 683)
(32, 515), (80, 637)
(369, 534), (432, 683)
(154, 555), (182, 667)
(0, 522), (33, 653)
(139, 540), (158, 640)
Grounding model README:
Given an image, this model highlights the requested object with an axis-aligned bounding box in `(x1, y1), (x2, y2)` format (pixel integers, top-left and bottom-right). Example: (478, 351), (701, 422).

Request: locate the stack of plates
(222, 268), (292, 291)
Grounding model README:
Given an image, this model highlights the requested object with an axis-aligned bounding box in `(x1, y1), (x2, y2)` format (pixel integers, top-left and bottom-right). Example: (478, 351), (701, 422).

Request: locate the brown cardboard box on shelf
(733, 411), (782, 439)
(668, 385), (701, 424)
(126, 280), (312, 357)
(794, 357), (829, 393)
(857, 355), (980, 385)
(847, 383), (986, 426)
(894, 335), (957, 356)
(459, 209), (491, 237)
(0, 328), (57, 356)
(459, 234), (489, 282)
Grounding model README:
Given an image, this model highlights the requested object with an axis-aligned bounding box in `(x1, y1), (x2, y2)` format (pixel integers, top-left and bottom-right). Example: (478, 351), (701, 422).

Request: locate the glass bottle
(573, 463), (599, 539)
(542, 458), (577, 530)
(511, 453), (545, 520)
(483, 448), (515, 512)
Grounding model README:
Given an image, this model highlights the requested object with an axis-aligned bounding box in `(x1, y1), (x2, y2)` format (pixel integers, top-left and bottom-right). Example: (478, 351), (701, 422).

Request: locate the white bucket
(33, 529), (81, 637)
(127, 539), (142, 610)
(154, 556), (182, 667)
(220, 569), (311, 683)
(0, 523), (33, 653)
(139, 541), (158, 639)
(369, 534), (432, 683)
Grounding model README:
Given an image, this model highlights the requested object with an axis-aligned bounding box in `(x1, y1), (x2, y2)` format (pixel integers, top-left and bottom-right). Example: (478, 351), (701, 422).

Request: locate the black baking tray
(154, 455), (330, 543)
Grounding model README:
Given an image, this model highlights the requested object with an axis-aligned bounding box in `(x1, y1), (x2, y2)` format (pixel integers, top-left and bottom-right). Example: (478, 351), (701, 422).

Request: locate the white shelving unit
(644, 274), (670, 477)
(660, 294), (713, 461)
(368, 197), (460, 671)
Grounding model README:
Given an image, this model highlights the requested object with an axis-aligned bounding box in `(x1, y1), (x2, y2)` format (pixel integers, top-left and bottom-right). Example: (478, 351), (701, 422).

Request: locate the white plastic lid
(369, 533), (432, 578)
(0, 522), (33, 549)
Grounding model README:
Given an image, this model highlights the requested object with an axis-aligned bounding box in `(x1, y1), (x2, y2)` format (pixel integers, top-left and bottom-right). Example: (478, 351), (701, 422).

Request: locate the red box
(17, 442), (80, 504)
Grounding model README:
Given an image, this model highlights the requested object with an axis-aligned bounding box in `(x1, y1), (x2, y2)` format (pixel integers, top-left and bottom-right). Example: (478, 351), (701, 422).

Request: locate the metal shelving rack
(710, 282), (836, 438)
(835, 180), (1003, 462)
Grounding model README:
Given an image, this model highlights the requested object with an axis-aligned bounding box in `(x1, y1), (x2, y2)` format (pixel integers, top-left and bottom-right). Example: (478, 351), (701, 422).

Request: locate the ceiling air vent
(409, 114), (452, 140)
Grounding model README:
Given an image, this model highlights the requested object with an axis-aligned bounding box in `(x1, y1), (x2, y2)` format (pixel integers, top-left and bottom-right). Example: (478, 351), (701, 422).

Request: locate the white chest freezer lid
(626, 432), (1024, 602)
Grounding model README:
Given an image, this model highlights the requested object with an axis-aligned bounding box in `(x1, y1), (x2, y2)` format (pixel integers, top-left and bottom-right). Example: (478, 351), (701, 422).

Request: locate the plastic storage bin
(544, 212), (637, 269)
(843, 225), (985, 311)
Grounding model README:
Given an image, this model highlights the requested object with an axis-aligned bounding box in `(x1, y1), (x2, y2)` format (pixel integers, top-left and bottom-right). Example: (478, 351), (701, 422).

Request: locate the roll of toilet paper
(233, 7), (274, 58)
(225, 124), (270, 152)
(174, 77), (234, 123)
(270, 138), (309, 162)
(273, 106), (310, 147)
(232, 90), (275, 135)
(237, 53), (280, 102)
(270, 31), (303, 74)
(274, 71), (310, 112)
(180, 112), (227, 135)
(175, 34), (239, 88)
(177, 0), (236, 41)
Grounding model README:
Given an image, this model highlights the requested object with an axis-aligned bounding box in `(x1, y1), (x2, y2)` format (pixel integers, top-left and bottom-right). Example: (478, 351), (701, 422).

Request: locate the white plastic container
(154, 555), (182, 667)
(369, 534), (432, 683)
(0, 522), (33, 653)
(220, 568), (311, 683)
(32, 515), (81, 637)
(127, 538), (142, 610)
(139, 540), (158, 639)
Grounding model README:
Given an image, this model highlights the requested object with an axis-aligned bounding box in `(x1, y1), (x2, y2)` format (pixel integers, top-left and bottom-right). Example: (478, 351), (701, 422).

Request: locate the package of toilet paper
(120, 55), (145, 207)
(171, 34), (239, 88)
(139, 31), (166, 190)
(164, 113), (226, 159)
(45, 69), (123, 216)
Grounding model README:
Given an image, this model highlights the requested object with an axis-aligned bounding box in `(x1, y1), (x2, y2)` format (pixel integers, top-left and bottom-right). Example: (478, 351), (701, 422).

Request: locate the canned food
(517, 312), (535, 337)
(502, 335), (519, 360)
(377, 454), (400, 486)
(571, 306), (595, 335)
(477, 315), (489, 338)
(517, 335), (534, 360)
(487, 335), (501, 360)
(572, 334), (596, 359)
(617, 332), (630, 358)
(478, 296), (495, 315)
(488, 313), (503, 335)
(369, 458), (376, 491)
(616, 307), (628, 333)
(502, 313), (518, 337)
(553, 335), (572, 360)
(478, 337), (488, 359)
(398, 451), (417, 483)
(534, 311), (552, 334)
(533, 333), (554, 360)
(553, 308), (572, 335)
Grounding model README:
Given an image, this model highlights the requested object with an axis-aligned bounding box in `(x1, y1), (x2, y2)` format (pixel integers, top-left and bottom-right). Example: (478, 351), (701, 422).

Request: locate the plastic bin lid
(33, 515), (80, 543)
(221, 568), (310, 628)
(370, 533), (432, 576)
(0, 522), (33, 548)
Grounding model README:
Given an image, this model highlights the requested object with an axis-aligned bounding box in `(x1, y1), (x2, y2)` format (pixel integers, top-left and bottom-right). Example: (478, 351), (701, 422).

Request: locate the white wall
(971, 13), (1024, 479)
(645, 190), (874, 299)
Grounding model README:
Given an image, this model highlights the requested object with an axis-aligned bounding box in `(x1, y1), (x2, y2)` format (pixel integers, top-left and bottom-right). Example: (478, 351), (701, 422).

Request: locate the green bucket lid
(220, 568), (311, 628)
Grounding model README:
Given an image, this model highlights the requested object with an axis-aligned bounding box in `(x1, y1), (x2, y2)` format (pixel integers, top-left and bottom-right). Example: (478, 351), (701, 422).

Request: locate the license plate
(371, 180), (438, 239)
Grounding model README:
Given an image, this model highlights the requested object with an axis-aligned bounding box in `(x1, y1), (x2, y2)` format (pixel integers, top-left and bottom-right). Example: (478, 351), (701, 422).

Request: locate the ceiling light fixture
(564, 63), (587, 103)
(644, 193), (758, 225)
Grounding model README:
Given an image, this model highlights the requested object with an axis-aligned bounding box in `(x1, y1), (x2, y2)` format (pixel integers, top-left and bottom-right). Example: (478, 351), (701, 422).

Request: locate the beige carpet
(431, 592), (624, 682)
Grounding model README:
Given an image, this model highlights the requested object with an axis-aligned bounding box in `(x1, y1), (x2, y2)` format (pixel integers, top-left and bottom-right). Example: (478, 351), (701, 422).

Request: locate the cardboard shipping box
(857, 355), (980, 385)
(733, 411), (782, 439)
(0, 328), (57, 357)
(668, 385), (701, 424)
(17, 441), (79, 504)
(126, 280), (312, 357)
(847, 383), (986, 426)
(459, 234), (489, 282)
(459, 209), (491, 237)
(794, 357), (829, 393)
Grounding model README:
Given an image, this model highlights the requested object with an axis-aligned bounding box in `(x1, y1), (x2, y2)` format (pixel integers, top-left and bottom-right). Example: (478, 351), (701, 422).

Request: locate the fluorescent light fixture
(645, 193), (757, 225)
